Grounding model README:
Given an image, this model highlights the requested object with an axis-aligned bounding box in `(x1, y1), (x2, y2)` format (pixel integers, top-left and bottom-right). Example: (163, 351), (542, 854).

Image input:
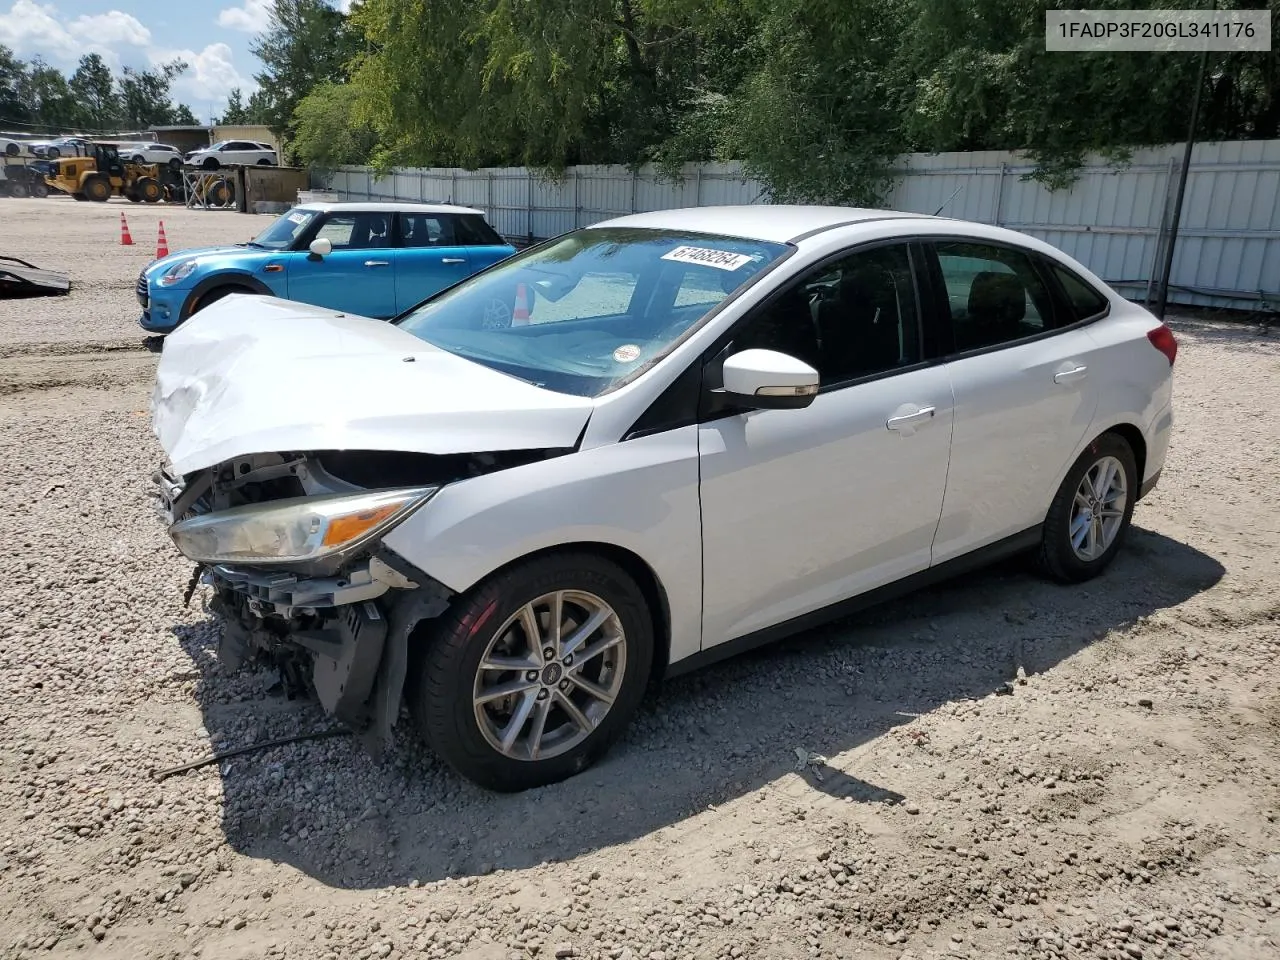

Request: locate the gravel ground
(1, 197), (1278, 960)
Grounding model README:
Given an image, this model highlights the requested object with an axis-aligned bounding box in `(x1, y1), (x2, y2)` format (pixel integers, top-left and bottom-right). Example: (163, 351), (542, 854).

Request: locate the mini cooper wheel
(412, 553), (654, 792)
(1038, 432), (1137, 583)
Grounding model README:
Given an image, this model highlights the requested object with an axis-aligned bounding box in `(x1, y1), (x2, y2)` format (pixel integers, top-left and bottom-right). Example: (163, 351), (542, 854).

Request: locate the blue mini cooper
(137, 202), (516, 333)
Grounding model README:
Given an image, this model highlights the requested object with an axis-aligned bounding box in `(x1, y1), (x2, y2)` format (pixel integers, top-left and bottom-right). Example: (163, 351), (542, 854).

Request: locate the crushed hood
(152, 295), (594, 475)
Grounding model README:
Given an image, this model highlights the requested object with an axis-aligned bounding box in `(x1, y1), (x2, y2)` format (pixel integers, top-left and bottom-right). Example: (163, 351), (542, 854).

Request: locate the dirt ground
(0, 195), (1277, 960)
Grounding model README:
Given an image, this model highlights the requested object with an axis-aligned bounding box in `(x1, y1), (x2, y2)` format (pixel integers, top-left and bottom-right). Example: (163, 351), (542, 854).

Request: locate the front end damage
(153, 447), (565, 750)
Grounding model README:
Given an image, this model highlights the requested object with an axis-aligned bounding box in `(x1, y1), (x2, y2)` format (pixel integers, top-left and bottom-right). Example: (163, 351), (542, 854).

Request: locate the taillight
(1146, 323), (1177, 366)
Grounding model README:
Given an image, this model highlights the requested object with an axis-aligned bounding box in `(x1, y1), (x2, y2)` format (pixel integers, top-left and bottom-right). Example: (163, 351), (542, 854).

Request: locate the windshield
(250, 208), (318, 249)
(395, 227), (790, 397)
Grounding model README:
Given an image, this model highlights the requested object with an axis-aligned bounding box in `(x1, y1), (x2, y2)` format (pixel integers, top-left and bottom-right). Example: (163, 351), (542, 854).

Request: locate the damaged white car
(151, 205), (1175, 791)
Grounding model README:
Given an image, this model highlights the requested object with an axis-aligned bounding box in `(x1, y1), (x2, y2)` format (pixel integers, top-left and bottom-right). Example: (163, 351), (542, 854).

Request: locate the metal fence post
(487, 170), (493, 217)
(527, 169), (534, 242)
(630, 168), (638, 213)
(572, 167), (580, 228)
(992, 162), (1007, 226)
(694, 167), (703, 207)
(450, 169), (456, 204)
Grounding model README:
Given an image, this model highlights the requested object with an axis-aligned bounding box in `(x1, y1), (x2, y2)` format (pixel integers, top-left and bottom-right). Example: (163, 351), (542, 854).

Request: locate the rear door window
(398, 213), (454, 247)
(930, 241), (1059, 352)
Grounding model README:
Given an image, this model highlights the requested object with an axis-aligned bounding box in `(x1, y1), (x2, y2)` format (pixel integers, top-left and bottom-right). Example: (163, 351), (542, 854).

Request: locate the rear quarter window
(454, 214), (506, 246)
(1049, 262), (1110, 321)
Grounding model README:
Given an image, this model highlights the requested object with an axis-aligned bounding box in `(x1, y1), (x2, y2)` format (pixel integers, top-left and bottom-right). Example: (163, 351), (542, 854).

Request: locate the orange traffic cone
(119, 213), (133, 246)
(155, 221), (169, 259)
(512, 283), (530, 325)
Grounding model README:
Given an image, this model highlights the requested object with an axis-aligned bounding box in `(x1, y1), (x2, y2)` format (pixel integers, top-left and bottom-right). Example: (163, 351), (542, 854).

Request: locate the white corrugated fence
(318, 140), (1280, 311)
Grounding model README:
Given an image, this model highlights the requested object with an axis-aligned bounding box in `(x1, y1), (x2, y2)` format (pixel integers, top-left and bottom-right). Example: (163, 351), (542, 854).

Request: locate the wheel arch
(180, 272), (273, 321)
(415, 540), (673, 688)
(1047, 420), (1149, 519)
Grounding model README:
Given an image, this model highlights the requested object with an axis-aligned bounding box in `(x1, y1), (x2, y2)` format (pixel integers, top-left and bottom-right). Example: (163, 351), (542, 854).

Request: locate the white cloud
(153, 42), (250, 110)
(216, 0), (272, 34)
(0, 1), (255, 122)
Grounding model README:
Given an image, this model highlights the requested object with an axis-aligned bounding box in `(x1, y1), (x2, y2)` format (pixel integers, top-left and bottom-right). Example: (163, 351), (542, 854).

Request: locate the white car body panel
(382, 427), (705, 663)
(152, 295), (594, 475)
(698, 366), (954, 642)
(150, 205), (1175, 676)
(930, 326), (1103, 563)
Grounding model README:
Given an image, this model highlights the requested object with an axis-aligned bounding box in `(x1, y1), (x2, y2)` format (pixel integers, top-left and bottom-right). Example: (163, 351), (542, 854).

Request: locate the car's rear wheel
(411, 553), (654, 792)
(1038, 432), (1137, 583)
(168, 157), (182, 171)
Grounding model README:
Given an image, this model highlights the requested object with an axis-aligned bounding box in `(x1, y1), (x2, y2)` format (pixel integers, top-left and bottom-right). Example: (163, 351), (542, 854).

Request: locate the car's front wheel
(412, 553), (654, 792)
(201, 157), (219, 170)
(1038, 432), (1137, 583)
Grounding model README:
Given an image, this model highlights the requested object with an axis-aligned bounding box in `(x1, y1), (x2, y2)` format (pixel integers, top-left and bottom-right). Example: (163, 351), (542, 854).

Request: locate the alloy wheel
(1069, 455), (1128, 561)
(472, 590), (627, 761)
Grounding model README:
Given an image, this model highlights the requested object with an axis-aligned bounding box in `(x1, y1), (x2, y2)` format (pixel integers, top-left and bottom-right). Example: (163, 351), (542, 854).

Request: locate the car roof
(296, 201), (486, 216)
(593, 205), (936, 244)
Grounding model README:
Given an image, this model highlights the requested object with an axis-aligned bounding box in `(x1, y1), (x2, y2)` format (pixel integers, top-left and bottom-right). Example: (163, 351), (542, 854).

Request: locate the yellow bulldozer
(46, 143), (164, 203)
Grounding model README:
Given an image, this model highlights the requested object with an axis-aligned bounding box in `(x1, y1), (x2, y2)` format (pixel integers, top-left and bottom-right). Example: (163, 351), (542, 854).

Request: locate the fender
(179, 272), (275, 322)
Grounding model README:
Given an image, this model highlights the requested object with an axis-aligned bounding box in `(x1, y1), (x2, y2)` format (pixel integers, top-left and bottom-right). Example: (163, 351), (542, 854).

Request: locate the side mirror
(308, 237), (332, 259)
(720, 348), (819, 410)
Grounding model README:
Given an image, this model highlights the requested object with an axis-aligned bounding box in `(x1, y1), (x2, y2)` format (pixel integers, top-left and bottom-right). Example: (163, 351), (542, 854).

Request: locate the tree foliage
(0, 43), (199, 133)
(290, 81), (377, 170)
(250, 0), (363, 148)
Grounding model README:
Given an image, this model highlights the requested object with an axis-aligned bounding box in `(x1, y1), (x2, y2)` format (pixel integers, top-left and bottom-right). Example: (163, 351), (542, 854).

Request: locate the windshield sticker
(287, 211), (309, 224)
(661, 245), (756, 271)
(613, 344), (642, 363)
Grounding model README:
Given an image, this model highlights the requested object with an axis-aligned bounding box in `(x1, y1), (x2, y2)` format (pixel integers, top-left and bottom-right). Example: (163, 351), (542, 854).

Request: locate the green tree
(251, 0), (362, 142)
(0, 44), (30, 126)
(218, 87), (250, 124)
(117, 60), (193, 128)
(20, 57), (79, 130)
(70, 53), (118, 129)
(291, 81), (377, 170)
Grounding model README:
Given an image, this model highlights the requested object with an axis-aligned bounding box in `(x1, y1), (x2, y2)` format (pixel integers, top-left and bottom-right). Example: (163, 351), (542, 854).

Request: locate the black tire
(125, 191), (141, 202)
(1038, 432), (1137, 583)
(72, 192), (87, 201)
(201, 157), (219, 170)
(256, 158), (271, 165)
(7, 181), (28, 198)
(136, 177), (162, 203)
(46, 147), (60, 159)
(168, 157), (182, 172)
(411, 552), (654, 792)
(83, 175), (111, 202)
(4, 143), (17, 157)
(31, 182), (48, 199)
(189, 285), (252, 316)
(131, 154), (145, 164)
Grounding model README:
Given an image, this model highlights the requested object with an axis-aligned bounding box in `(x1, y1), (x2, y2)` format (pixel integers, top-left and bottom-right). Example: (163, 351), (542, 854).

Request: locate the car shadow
(168, 525), (1223, 889)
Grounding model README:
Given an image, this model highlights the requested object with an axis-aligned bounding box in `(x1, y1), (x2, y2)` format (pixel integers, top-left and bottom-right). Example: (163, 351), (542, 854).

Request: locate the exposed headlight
(169, 487), (437, 565)
(157, 260), (198, 286)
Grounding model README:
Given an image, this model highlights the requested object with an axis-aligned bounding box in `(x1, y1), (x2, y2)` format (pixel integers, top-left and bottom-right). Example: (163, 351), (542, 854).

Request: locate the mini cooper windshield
(249, 209), (318, 249)
(395, 227), (791, 397)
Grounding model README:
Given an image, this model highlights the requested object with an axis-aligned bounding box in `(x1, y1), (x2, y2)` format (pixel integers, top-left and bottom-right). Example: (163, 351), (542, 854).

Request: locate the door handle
(1054, 364), (1088, 384)
(364, 260), (390, 267)
(886, 406), (936, 430)
(440, 257), (466, 264)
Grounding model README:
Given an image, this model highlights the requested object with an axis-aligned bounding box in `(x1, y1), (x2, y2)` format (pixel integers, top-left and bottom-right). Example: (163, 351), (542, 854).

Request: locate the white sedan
(1, 136), (32, 157)
(150, 205), (1175, 791)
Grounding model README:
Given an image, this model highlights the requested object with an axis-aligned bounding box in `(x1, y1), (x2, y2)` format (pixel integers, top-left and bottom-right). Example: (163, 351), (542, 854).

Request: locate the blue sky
(0, 1), (351, 122)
